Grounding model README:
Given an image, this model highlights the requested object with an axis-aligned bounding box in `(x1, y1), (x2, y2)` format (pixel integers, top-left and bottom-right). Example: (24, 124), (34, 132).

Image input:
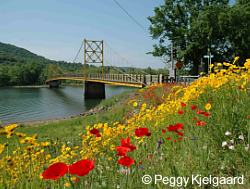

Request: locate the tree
(148, 0), (237, 74)
(0, 66), (10, 86)
(224, 0), (250, 63)
(46, 64), (63, 78)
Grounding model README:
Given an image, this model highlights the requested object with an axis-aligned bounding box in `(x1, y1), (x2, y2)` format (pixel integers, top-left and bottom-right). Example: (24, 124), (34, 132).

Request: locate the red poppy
(191, 105), (197, 110)
(178, 110), (184, 115)
(162, 129), (166, 134)
(247, 115), (250, 119)
(89, 128), (101, 137)
(177, 131), (184, 136)
(196, 109), (206, 115)
(203, 112), (210, 117)
(137, 161), (142, 165)
(120, 137), (136, 151)
(173, 140), (177, 142)
(196, 120), (206, 126)
(167, 123), (183, 132)
(69, 159), (94, 176)
(116, 146), (130, 156)
(42, 162), (68, 180)
(178, 137), (183, 141)
(181, 102), (186, 107)
(118, 156), (134, 167)
(166, 137), (171, 140)
(135, 127), (151, 137)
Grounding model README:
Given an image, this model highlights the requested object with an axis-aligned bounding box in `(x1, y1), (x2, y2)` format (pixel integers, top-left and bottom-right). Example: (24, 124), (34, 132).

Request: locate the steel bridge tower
(83, 39), (105, 99)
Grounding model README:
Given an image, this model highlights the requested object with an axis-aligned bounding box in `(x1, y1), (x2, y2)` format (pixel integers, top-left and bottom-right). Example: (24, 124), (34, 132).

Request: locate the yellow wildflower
(0, 144), (5, 154)
(233, 56), (239, 64)
(133, 101), (138, 107)
(141, 103), (147, 111)
(15, 132), (26, 138)
(223, 62), (231, 67)
(64, 182), (71, 187)
(39, 173), (43, 180)
(244, 60), (250, 70)
(40, 141), (50, 147)
(4, 124), (18, 138)
(110, 145), (115, 151)
(205, 103), (212, 111)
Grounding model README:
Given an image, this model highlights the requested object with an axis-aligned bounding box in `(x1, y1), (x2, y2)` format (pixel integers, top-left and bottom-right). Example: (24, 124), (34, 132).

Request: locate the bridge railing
(51, 74), (166, 86)
(88, 74), (145, 84)
(89, 74), (167, 86)
(176, 75), (199, 85)
(49, 74), (199, 86)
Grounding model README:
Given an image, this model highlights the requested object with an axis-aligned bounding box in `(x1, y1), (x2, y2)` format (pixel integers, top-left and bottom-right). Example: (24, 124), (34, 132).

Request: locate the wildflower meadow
(0, 58), (249, 188)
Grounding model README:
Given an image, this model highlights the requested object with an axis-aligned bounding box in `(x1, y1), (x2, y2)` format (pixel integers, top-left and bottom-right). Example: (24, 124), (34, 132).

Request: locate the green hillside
(0, 42), (83, 86)
(0, 42), (50, 65)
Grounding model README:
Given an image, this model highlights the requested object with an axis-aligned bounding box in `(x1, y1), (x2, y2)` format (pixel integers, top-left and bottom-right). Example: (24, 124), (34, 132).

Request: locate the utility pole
(206, 37), (213, 73)
(203, 48), (214, 74)
(208, 47), (211, 72)
(171, 42), (174, 70)
(169, 41), (176, 81)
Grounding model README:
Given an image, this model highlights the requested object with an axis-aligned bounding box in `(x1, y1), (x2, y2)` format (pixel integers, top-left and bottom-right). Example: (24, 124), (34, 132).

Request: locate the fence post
(159, 74), (162, 84)
(143, 75), (146, 86)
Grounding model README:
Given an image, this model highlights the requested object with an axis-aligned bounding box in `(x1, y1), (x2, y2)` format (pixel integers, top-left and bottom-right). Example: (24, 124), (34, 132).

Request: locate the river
(0, 86), (134, 124)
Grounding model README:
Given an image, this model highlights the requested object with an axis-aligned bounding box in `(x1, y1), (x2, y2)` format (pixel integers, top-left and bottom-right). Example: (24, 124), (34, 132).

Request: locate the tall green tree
(0, 66), (10, 86)
(46, 64), (63, 78)
(224, 0), (250, 62)
(148, 0), (249, 74)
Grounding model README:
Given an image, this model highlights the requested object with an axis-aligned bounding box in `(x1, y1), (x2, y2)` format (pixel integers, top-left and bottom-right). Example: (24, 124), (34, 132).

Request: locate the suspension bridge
(46, 39), (198, 99)
(45, 39), (168, 99)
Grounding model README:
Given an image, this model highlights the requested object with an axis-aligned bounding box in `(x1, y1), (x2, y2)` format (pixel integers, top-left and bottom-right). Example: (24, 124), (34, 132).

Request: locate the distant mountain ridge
(0, 42), (54, 64)
(0, 42), (82, 86)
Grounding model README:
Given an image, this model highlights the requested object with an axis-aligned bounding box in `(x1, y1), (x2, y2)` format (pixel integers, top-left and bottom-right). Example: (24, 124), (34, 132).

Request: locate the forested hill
(0, 42), (83, 86)
(0, 42), (50, 65)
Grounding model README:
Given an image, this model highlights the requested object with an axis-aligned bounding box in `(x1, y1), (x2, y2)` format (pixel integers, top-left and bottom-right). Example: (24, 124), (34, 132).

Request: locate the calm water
(0, 86), (134, 124)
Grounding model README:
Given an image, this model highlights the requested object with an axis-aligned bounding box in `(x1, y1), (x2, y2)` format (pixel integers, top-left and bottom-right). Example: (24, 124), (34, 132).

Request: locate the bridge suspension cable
(103, 62), (147, 86)
(104, 41), (150, 75)
(104, 42), (150, 85)
(72, 40), (84, 63)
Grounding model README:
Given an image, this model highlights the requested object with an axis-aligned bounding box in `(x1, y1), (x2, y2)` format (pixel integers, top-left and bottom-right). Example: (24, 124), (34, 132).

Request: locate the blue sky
(0, 0), (235, 68)
(0, 0), (164, 68)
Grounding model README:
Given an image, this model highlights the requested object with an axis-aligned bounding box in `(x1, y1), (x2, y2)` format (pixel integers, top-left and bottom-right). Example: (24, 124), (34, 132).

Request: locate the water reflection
(0, 86), (134, 124)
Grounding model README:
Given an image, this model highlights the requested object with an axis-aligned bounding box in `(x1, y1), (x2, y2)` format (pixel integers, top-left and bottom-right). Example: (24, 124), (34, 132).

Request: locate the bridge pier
(84, 81), (105, 99)
(48, 80), (61, 88)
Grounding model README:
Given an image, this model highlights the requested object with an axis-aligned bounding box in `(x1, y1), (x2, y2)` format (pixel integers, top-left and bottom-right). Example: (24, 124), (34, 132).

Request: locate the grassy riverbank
(0, 59), (250, 189)
(0, 90), (134, 147)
